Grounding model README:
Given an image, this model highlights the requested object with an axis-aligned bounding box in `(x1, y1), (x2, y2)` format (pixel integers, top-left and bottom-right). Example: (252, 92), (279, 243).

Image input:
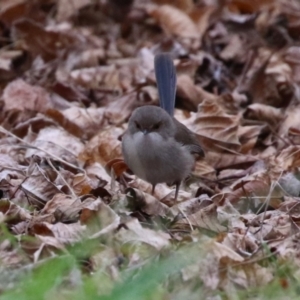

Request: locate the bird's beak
(142, 129), (149, 135)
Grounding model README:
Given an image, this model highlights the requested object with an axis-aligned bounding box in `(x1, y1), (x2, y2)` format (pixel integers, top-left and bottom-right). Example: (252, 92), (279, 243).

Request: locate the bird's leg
(174, 181), (180, 202)
(151, 184), (156, 195)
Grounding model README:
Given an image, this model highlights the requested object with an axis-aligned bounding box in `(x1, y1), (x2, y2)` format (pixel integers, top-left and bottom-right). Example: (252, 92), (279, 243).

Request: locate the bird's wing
(173, 118), (205, 158)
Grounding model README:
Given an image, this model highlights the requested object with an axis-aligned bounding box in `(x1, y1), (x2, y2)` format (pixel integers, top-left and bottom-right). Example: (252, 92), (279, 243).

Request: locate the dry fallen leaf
(149, 4), (199, 39)
(115, 218), (170, 250)
(56, 0), (91, 21)
(2, 79), (52, 112)
(25, 127), (85, 165)
(80, 198), (120, 238)
(79, 126), (123, 165)
(1, 0), (300, 296)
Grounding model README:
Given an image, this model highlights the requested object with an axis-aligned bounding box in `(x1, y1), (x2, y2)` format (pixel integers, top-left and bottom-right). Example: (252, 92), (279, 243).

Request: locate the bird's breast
(122, 131), (194, 185)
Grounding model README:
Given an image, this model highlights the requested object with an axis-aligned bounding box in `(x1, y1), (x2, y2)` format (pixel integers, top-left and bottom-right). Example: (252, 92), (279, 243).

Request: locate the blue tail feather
(154, 53), (177, 117)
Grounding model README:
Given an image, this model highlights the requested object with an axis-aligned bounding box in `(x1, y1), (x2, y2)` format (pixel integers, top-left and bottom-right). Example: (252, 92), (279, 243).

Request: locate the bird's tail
(154, 53), (177, 117)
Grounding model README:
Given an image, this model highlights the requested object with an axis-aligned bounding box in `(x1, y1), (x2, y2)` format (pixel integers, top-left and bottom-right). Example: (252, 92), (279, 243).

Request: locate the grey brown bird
(122, 53), (204, 200)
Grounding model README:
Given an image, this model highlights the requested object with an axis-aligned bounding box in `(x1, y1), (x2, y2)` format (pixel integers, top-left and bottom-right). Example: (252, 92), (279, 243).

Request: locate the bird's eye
(135, 121), (141, 129)
(152, 122), (161, 130)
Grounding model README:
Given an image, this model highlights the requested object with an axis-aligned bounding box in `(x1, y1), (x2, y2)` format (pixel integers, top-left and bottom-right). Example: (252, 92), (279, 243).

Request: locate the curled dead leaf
(56, 0), (91, 21)
(105, 158), (128, 178)
(80, 198), (120, 238)
(45, 108), (85, 139)
(149, 4), (199, 39)
(116, 218), (170, 250)
(175, 202), (227, 232)
(0, 199), (31, 225)
(20, 163), (63, 208)
(3, 79), (51, 112)
(125, 187), (171, 217)
(226, 174), (284, 210)
(79, 126), (123, 165)
(244, 103), (283, 126)
(25, 127), (85, 165)
(13, 19), (75, 61)
(177, 74), (217, 110)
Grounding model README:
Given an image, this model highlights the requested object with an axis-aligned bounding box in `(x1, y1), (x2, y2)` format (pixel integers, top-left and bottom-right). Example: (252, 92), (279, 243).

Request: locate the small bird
(122, 53), (204, 200)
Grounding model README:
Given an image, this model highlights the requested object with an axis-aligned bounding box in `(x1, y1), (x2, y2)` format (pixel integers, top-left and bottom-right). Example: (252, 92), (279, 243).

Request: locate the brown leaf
(50, 82), (90, 106)
(171, 194), (213, 217)
(20, 163), (63, 208)
(105, 92), (137, 125)
(279, 105), (300, 147)
(20, 234), (64, 261)
(45, 108), (85, 139)
(176, 203), (227, 232)
(125, 187), (171, 217)
(0, 0), (28, 25)
(242, 53), (291, 108)
(3, 79), (51, 112)
(116, 218), (170, 250)
(41, 193), (82, 222)
(70, 65), (126, 92)
(56, 0), (91, 21)
(13, 19), (75, 61)
(177, 74), (217, 110)
(62, 106), (105, 138)
(192, 159), (216, 180)
(149, 4), (199, 39)
(0, 153), (25, 181)
(43, 222), (85, 244)
(0, 50), (23, 72)
(72, 173), (93, 196)
(25, 127), (85, 165)
(225, 174), (283, 209)
(190, 100), (242, 152)
(12, 116), (57, 138)
(79, 126), (123, 165)
(190, 6), (217, 39)
(219, 34), (246, 63)
(126, 177), (190, 204)
(273, 146), (300, 173)
(80, 198), (120, 238)
(105, 158), (128, 178)
(84, 162), (112, 187)
(244, 103), (283, 126)
(153, 0), (194, 13)
(238, 125), (265, 154)
(0, 199), (31, 225)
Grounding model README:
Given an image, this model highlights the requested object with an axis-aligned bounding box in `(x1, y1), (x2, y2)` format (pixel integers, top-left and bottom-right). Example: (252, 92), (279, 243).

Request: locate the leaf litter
(1, 0), (300, 298)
